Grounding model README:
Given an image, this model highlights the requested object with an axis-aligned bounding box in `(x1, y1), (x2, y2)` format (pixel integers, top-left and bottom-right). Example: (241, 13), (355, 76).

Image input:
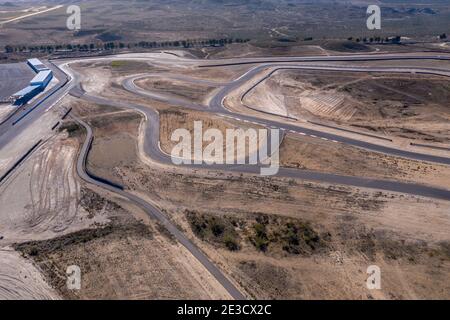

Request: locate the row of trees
(347, 36), (402, 44)
(8, 33), (449, 54)
(4, 37), (250, 54)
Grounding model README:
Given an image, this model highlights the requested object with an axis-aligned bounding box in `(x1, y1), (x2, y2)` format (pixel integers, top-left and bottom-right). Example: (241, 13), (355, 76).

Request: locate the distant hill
(0, 0), (449, 47)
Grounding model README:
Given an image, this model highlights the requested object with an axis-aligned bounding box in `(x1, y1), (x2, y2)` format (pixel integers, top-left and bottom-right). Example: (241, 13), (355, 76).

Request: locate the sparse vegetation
(280, 221), (322, 255)
(186, 210), (241, 251)
(2, 0), (450, 301)
(3, 38), (249, 60)
(186, 210), (329, 256)
(247, 215), (328, 255)
(58, 121), (82, 137)
(79, 187), (122, 215)
(110, 60), (128, 68)
(250, 222), (270, 252)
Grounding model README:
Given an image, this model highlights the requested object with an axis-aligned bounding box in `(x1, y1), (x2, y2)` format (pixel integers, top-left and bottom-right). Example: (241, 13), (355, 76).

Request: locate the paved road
(3, 52), (450, 300)
(73, 115), (246, 300)
(208, 63), (450, 165)
(0, 61), (70, 150)
(74, 84), (450, 201)
(199, 53), (450, 67)
(124, 64), (450, 166)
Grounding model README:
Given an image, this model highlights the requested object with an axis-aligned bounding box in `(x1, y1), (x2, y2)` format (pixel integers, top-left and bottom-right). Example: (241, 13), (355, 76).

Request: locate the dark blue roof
(11, 85), (41, 98)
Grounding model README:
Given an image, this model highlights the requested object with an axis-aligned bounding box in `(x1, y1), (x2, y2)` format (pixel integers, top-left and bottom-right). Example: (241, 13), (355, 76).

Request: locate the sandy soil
(2, 113), (231, 299)
(280, 134), (450, 190)
(0, 102), (61, 177)
(176, 64), (254, 83)
(244, 70), (360, 120)
(90, 78), (450, 191)
(0, 104), (15, 123)
(135, 77), (217, 104)
(159, 108), (264, 163)
(0, 248), (59, 300)
(15, 216), (231, 300)
(180, 208), (450, 299)
(75, 62), (114, 95)
(204, 43), (328, 59)
(0, 135), (109, 245)
(243, 69), (450, 143)
(73, 100), (265, 167)
(84, 110), (142, 186)
(54, 52), (450, 300)
(71, 60), (164, 98)
(121, 155), (450, 300)
(70, 58), (253, 103)
(67, 98), (450, 299)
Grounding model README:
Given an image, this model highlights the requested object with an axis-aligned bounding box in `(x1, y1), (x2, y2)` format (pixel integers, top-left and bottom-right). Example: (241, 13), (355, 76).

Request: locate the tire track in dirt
(0, 249), (59, 300)
(26, 142), (81, 233)
(0, 136), (107, 243)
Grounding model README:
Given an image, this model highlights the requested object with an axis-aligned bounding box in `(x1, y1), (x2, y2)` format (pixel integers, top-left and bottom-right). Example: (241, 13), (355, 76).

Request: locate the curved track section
(57, 53), (450, 299)
(206, 63), (450, 165)
(72, 114), (246, 300)
(121, 63), (450, 163)
(71, 84), (450, 201)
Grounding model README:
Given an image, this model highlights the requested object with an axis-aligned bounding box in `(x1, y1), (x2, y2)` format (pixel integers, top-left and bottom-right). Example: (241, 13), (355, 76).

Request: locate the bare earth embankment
(244, 70), (450, 143)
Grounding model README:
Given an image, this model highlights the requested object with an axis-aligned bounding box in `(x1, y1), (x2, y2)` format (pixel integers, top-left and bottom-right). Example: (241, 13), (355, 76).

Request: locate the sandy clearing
(0, 248), (59, 300)
(76, 64), (113, 95)
(243, 81), (289, 117)
(0, 104), (15, 124)
(159, 109), (265, 164)
(135, 77), (217, 105)
(223, 65), (450, 159)
(12, 207), (232, 299)
(280, 134), (450, 190)
(0, 136), (109, 244)
(0, 98), (61, 179)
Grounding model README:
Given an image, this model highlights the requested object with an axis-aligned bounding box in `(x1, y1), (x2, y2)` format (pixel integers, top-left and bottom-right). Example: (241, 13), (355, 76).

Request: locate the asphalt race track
(2, 51), (450, 299)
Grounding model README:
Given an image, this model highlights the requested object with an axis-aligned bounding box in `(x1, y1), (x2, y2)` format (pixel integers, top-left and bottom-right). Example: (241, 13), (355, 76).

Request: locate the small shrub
(186, 210), (240, 251)
(224, 234), (240, 251)
(281, 221), (321, 255)
(211, 219), (225, 237)
(29, 247), (39, 256)
(250, 223), (269, 252)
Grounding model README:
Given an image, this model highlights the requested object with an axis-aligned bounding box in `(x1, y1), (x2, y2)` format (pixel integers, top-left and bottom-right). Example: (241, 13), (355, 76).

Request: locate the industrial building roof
(30, 70), (52, 84)
(28, 58), (43, 65)
(27, 58), (48, 71)
(11, 85), (41, 98)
